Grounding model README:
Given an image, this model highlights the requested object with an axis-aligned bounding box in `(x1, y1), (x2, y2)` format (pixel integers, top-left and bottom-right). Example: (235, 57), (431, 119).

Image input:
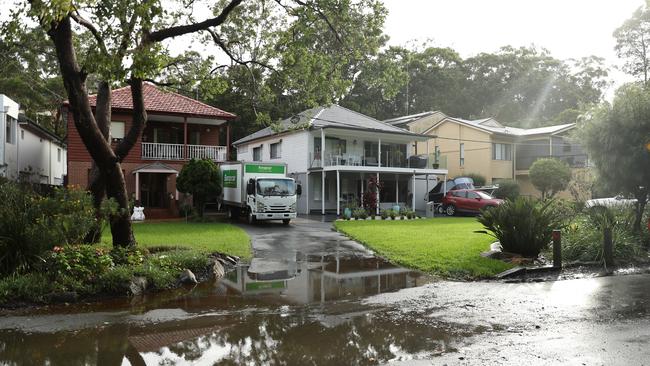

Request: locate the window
(189, 131), (201, 145)
(452, 191), (466, 198)
(434, 145), (441, 162)
(253, 146), (262, 161)
(270, 142), (282, 159)
(492, 143), (512, 160)
(110, 121), (125, 141)
(459, 143), (465, 166)
(467, 191), (480, 199)
(5, 116), (15, 144)
(57, 148), (61, 162)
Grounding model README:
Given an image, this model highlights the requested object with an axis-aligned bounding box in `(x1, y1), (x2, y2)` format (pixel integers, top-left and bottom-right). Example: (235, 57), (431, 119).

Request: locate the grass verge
(334, 217), (513, 279)
(102, 221), (252, 259)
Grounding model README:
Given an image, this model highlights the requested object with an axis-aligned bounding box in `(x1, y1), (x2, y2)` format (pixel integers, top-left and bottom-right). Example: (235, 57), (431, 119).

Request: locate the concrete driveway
(237, 214), (372, 262)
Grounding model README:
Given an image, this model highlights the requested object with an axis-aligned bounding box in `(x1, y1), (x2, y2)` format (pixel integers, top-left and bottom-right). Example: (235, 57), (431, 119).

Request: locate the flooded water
(0, 255), (459, 366)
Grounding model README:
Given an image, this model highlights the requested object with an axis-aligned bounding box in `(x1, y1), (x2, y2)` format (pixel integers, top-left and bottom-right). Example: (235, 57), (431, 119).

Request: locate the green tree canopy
(177, 159), (222, 218)
(579, 84), (650, 232)
(529, 158), (572, 200)
(614, 0), (650, 84)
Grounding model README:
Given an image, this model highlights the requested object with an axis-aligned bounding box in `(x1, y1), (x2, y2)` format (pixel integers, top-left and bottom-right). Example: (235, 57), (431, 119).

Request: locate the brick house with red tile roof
(64, 83), (237, 218)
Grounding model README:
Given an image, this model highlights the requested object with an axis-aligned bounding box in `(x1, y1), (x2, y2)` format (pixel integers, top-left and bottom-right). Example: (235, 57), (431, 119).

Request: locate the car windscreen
(256, 179), (295, 196)
(476, 191), (493, 199)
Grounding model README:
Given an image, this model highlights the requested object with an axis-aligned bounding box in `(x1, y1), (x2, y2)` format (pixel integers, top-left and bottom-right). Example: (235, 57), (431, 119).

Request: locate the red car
(442, 189), (503, 216)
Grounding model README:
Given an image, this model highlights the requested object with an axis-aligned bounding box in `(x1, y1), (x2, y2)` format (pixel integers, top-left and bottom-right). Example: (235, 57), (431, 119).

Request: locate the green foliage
(109, 246), (146, 266)
(389, 210), (397, 220)
(466, 173), (487, 187)
(580, 84), (650, 231)
(477, 197), (564, 257)
(493, 180), (520, 201)
(335, 218), (513, 279)
(562, 208), (644, 263)
(529, 158), (572, 199)
(147, 250), (210, 275)
(177, 159), (222, 217)
(0, 273), (53, 304)
(380, 210), (389, 220)
(98, 265), (134, 295)
(46, 245), (114, 283)
(613, 2), (650, 83)
(352, 208), (368, 220)
(37, 187), (97, 245)
(343, 45), (609, 124)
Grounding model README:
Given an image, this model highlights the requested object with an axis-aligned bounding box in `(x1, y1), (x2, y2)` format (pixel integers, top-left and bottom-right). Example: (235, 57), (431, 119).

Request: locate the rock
(209, 259), (225, 279)
(481, 250), (504, 259)
(490, 242), (503, 251)
(495, 266), (526, 279)
(129, 276), (148, 296)
(179, 269), (198, 285)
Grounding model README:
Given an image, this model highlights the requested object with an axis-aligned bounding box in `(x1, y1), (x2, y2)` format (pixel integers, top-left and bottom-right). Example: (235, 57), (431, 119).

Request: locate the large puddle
(0, 254), (473, 365)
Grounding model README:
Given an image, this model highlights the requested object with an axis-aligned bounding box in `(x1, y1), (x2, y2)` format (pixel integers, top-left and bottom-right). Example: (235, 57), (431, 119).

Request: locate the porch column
(321, 171), (325, 215)
(376, 172), (380, 215)
(321, 128), (326, 166)
(135, 171), (140, 201)
(395, 174), (399, 205)
(412, 171), (416, 209)
(306, 172), (310, 214)
(443, 174), (448, 196)
(378, 138), (382, 167)
(175, 173), (180, 200)
(425, 174), (429, 202)
(336, 169), (340, 216)
(226, 123), (231, 160)
(183, 116), (188, 160)
(360, 173), (364, 208)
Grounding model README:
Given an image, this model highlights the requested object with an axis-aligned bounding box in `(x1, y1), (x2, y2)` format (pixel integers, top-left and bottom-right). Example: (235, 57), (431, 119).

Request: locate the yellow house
(385, 112), (589, 198)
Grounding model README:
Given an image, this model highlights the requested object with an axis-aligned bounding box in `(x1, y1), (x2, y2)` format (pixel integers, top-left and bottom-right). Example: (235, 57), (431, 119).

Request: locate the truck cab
(245, 176), (301, 224)
(221, 162), (301, 225)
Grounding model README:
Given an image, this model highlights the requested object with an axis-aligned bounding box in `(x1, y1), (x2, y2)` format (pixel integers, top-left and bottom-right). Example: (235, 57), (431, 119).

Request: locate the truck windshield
(256, 179), (295, 196)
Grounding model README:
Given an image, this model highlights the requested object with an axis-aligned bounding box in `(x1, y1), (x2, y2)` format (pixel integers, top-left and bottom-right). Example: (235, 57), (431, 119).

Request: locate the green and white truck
(221, 162), (301, 225)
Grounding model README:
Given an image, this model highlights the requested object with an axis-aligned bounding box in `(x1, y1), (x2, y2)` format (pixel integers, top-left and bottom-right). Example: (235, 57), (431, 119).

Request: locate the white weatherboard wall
(0, 95), (20, 179)
(18, 125), (67, 185)
(237, 130), (310, 173)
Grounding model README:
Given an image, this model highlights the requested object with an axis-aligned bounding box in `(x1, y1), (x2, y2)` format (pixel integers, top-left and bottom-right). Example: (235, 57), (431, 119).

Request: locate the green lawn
(102, 221), (252, 259)
(334, 217), (513, 279)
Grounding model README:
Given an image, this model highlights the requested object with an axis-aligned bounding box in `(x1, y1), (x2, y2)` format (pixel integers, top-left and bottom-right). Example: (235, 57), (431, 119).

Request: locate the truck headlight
(290, 203), (296, 212)
(257, 202), (265, 211)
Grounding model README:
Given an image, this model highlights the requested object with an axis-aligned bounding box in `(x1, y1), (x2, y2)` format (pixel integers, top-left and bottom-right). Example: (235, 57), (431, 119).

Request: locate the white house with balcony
(234, 105), (448, 215)
(0, 94), (67, 185)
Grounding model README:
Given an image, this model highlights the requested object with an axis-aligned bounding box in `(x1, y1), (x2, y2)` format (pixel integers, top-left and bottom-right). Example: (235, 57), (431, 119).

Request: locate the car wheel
(437, 205), (445, 214)
(445, 205), (456, 216)
(282, 219), (291, 225)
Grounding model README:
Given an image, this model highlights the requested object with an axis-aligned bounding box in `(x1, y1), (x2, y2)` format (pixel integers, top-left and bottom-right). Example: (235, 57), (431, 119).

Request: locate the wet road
(0, 217), (649, 365)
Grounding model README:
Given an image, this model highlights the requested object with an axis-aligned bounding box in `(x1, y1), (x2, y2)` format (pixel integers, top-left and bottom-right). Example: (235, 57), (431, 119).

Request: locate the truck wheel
(282, 219), (291, 225)
(227, 207), (240, 220)
(247, 212), (257, 224)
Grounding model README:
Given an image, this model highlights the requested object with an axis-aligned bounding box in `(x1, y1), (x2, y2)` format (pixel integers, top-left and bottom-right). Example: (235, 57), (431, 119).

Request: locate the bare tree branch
(275, 0), (342, 44)
(70, 11), (109, 56)
(207, 29), (275, 70)
(144, 0), (243, 44)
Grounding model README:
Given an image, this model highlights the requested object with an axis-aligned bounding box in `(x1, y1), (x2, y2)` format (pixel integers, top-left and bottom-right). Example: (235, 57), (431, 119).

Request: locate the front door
(140, 173), (168, 208)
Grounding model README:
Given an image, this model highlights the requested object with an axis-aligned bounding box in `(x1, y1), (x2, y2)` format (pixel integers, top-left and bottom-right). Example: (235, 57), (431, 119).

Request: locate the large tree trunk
(49, 16), (135, 247)
(84, 81), (111, 243)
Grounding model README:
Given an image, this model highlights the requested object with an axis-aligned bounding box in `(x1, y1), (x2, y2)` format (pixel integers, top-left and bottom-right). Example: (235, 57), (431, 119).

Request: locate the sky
(382, 0), (644, 93)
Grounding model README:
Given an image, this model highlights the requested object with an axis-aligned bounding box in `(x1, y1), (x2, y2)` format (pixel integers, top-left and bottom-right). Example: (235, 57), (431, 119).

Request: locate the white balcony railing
(141, 142), (227, 162)
(187, 144), (227, 161)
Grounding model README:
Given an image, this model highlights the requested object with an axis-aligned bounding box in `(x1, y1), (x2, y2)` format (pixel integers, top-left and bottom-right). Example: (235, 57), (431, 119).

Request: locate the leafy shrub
(381, 210), (389, 220)
(135, 265), (176, 290)
(0, 183), (98, 275)
(466, 173), (486, 187)
(110, 246), (146, 266)
(99, 265), (136, 295)
(529, 158), (571, 199)
(147, 250), (209, 275)
(389, 210), (397, 220)
(46, 245), (114, 283)
(353, 208), (368, 220)
(562, 213), (644, 263)
(177, 159), (222, 217)
(477, 197), (564, 257)
(0, 273), (53, 304)
(493, 180), (520, 201)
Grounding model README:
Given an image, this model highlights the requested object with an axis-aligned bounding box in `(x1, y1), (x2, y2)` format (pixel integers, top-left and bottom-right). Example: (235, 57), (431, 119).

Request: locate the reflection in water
(0, 255), (446, 365)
